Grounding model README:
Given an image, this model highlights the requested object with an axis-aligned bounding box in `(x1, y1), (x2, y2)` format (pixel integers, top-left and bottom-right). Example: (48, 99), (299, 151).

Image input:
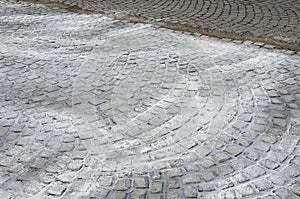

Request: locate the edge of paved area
(19, 0), (300, 53)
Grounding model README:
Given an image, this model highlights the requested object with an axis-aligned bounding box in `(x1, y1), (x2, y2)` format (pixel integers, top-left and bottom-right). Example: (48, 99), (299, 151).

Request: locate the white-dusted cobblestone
(0, 0), (299, 198)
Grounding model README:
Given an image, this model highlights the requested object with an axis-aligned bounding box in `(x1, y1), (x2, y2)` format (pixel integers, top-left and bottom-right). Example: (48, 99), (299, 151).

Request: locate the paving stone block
(113, 178), (131, 191)
(56, 172), (75, 183)
(224, 144), (244, 156)
(253, 179), (273, 192)
(17, 171), (37, 181)
(274, 188), (298, 199)
(47, 184), (66, 196)
(39, 173), (55, 184)
(280, 164), (300, 178)
(45, 163), (62, 174)
(168, 179), (180, 189)
(259, 159), (279, 170)
(129, 189), (147, 199)
(30, 158), (48, 169)
(134, 176), (148, 189)
(89, 189), (110, 198)
(267, 175), (288, 186)
(252, 141), (270, 152)
(182, 174), (202, 184)
(58, 143), (75, 152)
(67, 160), (84, 171)
(212, 152), (231, 163)
(200, 171), (216, 182)
(108, 191), (127, 199)
(235, 184), (255, 197)
(183, 186), (198, 198)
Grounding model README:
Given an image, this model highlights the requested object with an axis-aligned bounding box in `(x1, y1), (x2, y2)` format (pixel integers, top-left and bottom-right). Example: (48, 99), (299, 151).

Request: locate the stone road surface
(0, 0), (300, 198)
(25, 0), (300, 47)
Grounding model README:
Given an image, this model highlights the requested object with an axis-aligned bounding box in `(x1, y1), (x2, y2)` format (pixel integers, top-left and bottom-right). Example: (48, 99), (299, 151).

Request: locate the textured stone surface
(22, 0), (300, 47)
(0, 0), (299, 198)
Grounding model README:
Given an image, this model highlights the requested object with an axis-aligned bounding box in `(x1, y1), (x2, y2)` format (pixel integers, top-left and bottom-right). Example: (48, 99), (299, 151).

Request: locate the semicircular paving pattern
(27, 0), (300, 45)
(0, 0), (299, 199)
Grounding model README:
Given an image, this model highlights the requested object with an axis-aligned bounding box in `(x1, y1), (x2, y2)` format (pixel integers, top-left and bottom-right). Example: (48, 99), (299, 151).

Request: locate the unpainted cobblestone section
(22, 0), (300, 45)
(0, 0), (300, 198)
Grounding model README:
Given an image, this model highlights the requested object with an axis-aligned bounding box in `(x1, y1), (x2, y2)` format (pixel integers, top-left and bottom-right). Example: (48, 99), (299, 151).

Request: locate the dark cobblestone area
(22, 0), (300, 48)
(0, 0), (300, 199)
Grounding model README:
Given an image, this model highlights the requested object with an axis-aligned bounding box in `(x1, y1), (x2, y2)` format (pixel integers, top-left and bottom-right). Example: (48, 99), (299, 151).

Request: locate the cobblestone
(47, 184), (66, 196)
(23, 0), (300, 51)
(0, 0), (299, 198)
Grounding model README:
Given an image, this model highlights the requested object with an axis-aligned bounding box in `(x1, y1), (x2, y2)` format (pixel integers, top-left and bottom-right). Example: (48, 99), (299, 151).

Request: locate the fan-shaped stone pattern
(84, 50), (217, 173)
(29, 0), (300, 45)
(0, 0), (300, 199)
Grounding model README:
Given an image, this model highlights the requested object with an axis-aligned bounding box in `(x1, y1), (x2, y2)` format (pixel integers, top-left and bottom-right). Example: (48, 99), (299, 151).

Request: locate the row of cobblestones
(19, 0), (300, 48)
(0, 0), (300, 198)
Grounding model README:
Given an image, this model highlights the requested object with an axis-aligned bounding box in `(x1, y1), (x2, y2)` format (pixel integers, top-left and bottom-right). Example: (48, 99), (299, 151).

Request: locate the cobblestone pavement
(1, 0), (300, 198)
(22, 0), (300, 49)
